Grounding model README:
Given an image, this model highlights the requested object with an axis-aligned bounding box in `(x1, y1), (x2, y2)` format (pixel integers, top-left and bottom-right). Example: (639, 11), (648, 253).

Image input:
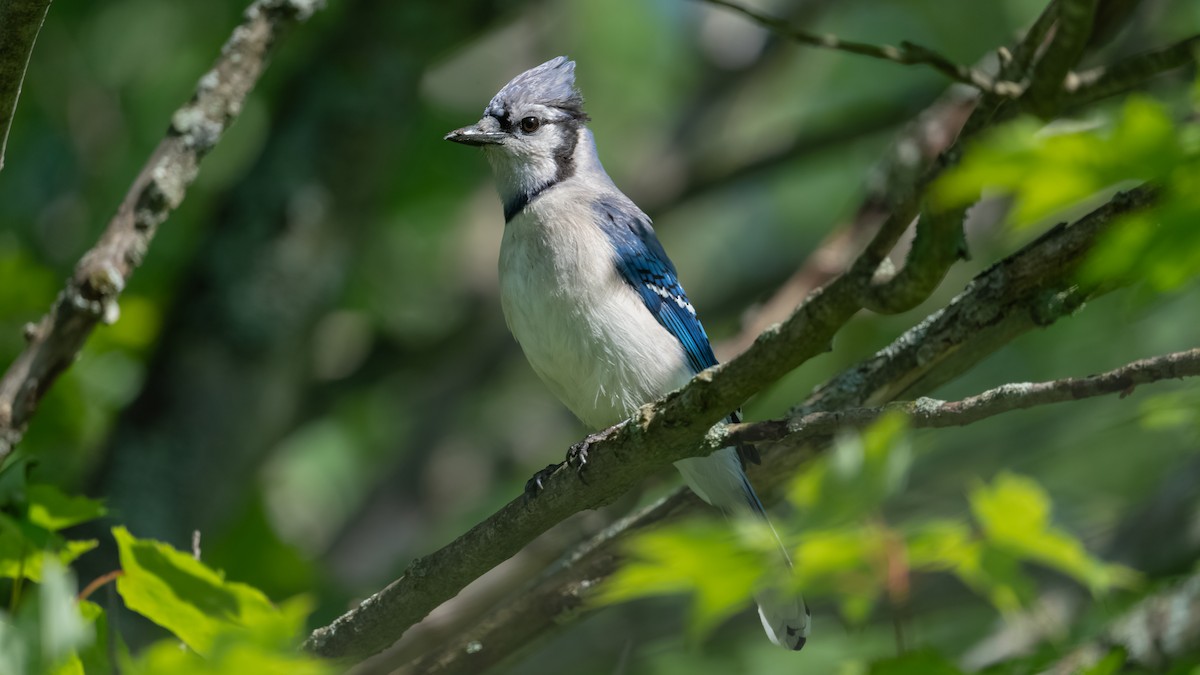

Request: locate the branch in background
(0, 0), (324, 464)
(1064, 34), (1200, 108)
(1045, 572), (1200, 674)
(729, 348), (1200, 449)
(699, 0), (1022, 96)
(1023, 0), (1099, 116)
(855, 205), (963, 314)
(0, 0), (52, 172)
(717, 90), (978, 359)
(803, 186), (1156, 413)
(393, 185), (1158, 675)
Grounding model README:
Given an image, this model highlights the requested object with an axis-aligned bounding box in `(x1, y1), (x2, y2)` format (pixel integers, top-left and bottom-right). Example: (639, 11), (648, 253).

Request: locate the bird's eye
(520, 116), (540, 133)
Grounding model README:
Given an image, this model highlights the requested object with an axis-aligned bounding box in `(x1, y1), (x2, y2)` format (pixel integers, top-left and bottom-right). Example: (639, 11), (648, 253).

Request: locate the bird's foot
(565, 436), (594, 484)
(524, 422), (626, 498)
(524, 463), (560, 499)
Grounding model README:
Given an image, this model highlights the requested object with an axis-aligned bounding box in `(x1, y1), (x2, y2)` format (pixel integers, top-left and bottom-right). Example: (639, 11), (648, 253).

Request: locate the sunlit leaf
(123, 636), (333, 675)
(906, 520), (976, 572)
(74, 600), (125, 675)
(792, 527), (888, 625)
(970, 473), (1138, 595)
(113, 527), (308, 656)
(25, 485), (106, 532)
(0, 515), (98, 582)
(932, 97), (1182, 227)
(596, 519), (766, 642)
(787, 413), (911, 527)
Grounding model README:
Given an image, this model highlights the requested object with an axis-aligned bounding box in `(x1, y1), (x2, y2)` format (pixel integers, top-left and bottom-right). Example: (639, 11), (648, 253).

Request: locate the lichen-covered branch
(0, 0), (324, 463)
(0, 0), (52, 172)
(856, 205), (965, 314)
(728, 348), (1200, 449)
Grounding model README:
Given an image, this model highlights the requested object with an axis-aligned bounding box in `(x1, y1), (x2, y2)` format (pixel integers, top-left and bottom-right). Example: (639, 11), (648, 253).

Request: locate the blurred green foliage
(934, 84), (1200, 291)
(601, 417), (1137, 658)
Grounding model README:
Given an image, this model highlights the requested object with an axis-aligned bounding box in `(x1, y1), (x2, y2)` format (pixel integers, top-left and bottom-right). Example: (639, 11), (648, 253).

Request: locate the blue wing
(593, 198), (717, 374)
(593, 198), (760, 466)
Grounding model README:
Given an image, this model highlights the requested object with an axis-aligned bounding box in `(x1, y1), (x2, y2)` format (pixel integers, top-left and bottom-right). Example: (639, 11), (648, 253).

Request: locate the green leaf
(124, 636), (333, 675)
(788, 412), (911, 527)
(792, 527), (887, 625)
(25, 485), (106, 532)
(112, 526), (307, 656)
(932, 96), (1182, 227)
(595, 519), (767, 642)
(969, 473), (1138, 595)
(0, 515), (98, 582)
(74, 601), (125, 675)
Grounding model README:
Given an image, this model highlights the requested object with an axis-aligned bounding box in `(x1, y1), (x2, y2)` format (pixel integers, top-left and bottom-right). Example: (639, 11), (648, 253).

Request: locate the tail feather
(674, 449), (810, 650)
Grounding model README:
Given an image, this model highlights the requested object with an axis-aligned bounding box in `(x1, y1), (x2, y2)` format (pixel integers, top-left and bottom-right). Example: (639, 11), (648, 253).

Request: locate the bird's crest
(485, 56), (587, 121)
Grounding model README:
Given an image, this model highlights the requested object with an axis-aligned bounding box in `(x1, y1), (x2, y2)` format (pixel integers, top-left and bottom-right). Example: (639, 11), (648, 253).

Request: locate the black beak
(444, 123), (506, 146)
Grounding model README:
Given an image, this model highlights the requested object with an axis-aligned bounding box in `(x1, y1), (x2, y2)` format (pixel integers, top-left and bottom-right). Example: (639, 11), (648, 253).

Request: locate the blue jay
(446, 56), (809, 650)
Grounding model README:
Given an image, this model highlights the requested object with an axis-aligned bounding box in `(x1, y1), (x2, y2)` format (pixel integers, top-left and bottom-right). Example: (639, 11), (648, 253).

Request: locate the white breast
(498, 184), (692, 430)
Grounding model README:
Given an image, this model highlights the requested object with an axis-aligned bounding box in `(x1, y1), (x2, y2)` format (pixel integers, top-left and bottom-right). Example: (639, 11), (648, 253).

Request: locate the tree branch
(856, 205), (964, 314)
(0, 0), (324, 464)
(697, 0), (1022, 96)
(805, 186), (1155, 413)
(0, 0), (52, 172)
(1024, 0), (1099, 115)
(1063, 34), (1200, 108)
(728, 348), (1200, 448)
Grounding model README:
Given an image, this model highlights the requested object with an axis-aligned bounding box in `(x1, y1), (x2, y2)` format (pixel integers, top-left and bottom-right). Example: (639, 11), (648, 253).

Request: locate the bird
(445, 56), (809, 650)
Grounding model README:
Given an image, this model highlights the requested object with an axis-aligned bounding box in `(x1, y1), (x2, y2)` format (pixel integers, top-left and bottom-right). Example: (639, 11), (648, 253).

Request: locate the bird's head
(445, 56), (591, 203)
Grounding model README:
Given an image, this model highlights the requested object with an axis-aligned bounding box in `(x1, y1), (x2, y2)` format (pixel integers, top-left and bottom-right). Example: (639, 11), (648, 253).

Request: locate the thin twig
(728, 348), (1200, 447)
(0, 0), (325, 464)
(1064, 34), (1200, 108)
(0, 0), (52, 171)
(699, 0), (1022, 96)
(77, 570), (124, 603)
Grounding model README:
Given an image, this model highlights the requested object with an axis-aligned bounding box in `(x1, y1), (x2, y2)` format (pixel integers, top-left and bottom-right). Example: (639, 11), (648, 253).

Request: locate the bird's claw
(566, 438), (592, 484)
(525, 424), (622, 497)
(524, 463), (560, 498)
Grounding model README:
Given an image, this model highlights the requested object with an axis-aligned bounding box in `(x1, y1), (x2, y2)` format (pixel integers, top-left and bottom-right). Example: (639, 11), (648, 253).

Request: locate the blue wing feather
(593, 198), (717, 374)
(593, 198), (759, 466)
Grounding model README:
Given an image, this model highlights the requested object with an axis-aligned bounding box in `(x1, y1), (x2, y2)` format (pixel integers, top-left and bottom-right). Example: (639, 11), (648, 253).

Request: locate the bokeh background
(1, 0), (1198, 672)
